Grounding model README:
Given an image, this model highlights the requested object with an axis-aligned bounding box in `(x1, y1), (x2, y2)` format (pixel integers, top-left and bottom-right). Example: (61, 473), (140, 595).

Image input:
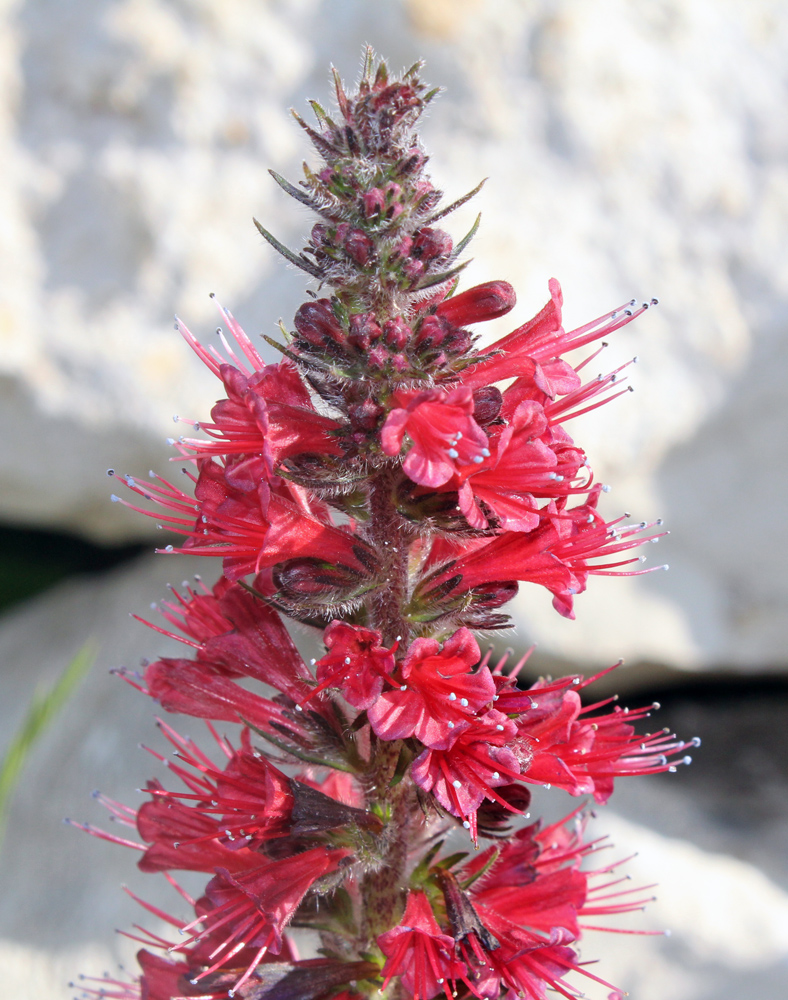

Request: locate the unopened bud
(436, 280), (517, 326)
(294, 299), (345, 348)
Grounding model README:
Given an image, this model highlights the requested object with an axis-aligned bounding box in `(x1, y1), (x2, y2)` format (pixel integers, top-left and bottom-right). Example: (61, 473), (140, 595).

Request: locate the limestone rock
(1, 0), (786, 667)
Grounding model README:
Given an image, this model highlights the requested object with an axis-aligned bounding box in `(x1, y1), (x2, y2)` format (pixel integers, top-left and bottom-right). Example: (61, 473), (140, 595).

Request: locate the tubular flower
(377, 891), (468, 1000)
(367, 627), (496, 748)
(381, 385), (491, 487)
(75, 52), (694, 1000)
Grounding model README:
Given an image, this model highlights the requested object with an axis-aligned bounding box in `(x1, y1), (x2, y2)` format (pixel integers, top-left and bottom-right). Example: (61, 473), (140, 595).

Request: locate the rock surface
(1, 558), (787, 999)
(1, 2), (785, 667)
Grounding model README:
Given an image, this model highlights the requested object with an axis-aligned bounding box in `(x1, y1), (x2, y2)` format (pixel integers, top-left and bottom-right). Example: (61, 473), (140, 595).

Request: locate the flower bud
(383, 317), (411, 350)
(412, 226), (453, 261)
(348, 398), (384, 430)
(273, 558), (365, 601)
(362, 188), (386, 218)
(472, 386), (504, 425)
(414, 314), (446, 349)
(344, 228), (375, 267)
(436, 280), (517, 326)
(294, 299), (345, 348)
(348, 313), (383, 351)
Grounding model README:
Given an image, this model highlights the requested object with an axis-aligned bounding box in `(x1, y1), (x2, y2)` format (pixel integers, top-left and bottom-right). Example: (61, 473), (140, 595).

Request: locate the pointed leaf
(253, 218), (325, 278)
(427, 178), (487, 224)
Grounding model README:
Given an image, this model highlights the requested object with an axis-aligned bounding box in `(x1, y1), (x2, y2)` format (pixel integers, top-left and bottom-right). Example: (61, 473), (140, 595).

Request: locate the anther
(460, 698), (468, 707)
(472, 455), (484, 464)
(448, 448), (459, 459)
(452, 780), (462, 788)
(400, 684), (407, 691)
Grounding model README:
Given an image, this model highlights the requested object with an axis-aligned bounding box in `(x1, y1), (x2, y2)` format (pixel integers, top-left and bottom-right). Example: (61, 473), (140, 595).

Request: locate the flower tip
(110, 494), (121, 503)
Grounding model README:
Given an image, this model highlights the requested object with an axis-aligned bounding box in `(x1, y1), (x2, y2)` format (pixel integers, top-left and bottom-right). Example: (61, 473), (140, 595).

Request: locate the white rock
(582, 811), (788, 999)
(1, 0), (787, 667)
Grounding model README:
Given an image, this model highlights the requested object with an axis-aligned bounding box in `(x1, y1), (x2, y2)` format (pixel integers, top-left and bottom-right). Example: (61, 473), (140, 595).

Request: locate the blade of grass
(0, 641), (95, 844)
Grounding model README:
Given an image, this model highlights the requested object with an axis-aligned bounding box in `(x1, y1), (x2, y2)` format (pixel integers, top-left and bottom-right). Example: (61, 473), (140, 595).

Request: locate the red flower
(300, 620), (396, 711)
(143, 656), (298, 734)
(515, 679), (695, 802)
(367, 628), (495, 748)
(118, 460), (373, 582)
(377, 890), (466, 1000)
(461, 277), (653, 389)
(452, 400), (587, 531)
(410, 710), (522, 842)
(179, 846), (351, 996)
(442, 488), (665, 618)
(181, 361), (342, 489)
(139, 577), (313, 702)
(381, 386), (490, 487)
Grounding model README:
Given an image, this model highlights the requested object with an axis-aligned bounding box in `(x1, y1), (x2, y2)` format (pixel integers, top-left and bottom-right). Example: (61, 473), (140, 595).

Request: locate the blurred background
(1, 1), (787, 997)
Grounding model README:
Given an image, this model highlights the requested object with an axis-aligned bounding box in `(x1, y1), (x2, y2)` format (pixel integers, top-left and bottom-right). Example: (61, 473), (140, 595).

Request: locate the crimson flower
(381, 385), (490, 487)
(367, 627), (495, 748)
(301, 620), (396, 710)
(377, 890), (467, 1000)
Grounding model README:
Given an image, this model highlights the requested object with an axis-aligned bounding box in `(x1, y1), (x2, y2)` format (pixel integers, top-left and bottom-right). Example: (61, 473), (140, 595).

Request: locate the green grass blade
(0, 641), (95, 842)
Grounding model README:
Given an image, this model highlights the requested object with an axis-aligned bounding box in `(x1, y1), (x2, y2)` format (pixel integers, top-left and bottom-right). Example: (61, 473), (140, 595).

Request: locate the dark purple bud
(240, 959), (379, 1000)
(344, 228), (375, 267)
(290, 779), (382, 834)
(383, 317), (411, 349)
(294, 299), (345, 348)
(348, 313), (383, 351)
(412, 227), (453, 260)
(476, 784), (533, 839)
(436, 280), (517, 326)
(398, 148), (426, 175)
(437, 869), (500, 951)
(309, 223), (328, 248)
(471, 580), (519, 609)
(472, 386), (504, 425)
(348, 398), (384, 429)
(273, 558), (364, 600)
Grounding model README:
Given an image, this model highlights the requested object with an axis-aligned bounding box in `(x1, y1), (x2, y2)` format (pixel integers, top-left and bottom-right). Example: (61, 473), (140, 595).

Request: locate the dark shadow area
(0, 524), (147, 615)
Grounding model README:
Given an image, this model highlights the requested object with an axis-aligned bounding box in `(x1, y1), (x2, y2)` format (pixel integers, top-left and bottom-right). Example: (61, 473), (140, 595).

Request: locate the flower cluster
(74, 52), (696, 1000)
